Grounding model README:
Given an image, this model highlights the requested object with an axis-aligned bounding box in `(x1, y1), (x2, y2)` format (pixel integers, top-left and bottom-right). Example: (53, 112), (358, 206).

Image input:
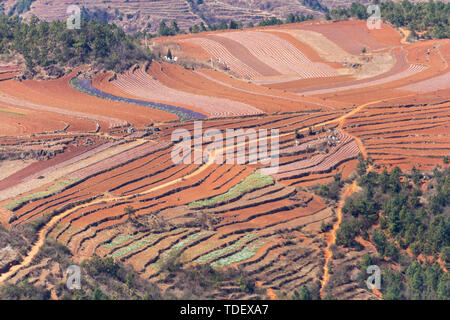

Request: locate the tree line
(331, 155), (449, 299)
(156, 13), (315, 37)
(0, 14), (152, 76)
(326, 0), (449, 39)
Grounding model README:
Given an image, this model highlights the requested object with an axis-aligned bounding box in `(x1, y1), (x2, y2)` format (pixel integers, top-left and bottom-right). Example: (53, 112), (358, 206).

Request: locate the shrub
(0, 279), (51, 300)
(336, 220), (360, 247)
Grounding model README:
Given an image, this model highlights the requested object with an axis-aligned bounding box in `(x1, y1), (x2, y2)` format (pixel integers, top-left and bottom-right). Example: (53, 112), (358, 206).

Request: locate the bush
(320, 221), (333, 233)
(0, 279), (51, 300)
(441, 247), (450, 263)
(237, 275), (255, 293)
(0, 14), (152, 75)
(82, 255), (121, 280)
(336, 220), (360, 247)
(328, 1), (450, 39)
(316, 180), (342, 201)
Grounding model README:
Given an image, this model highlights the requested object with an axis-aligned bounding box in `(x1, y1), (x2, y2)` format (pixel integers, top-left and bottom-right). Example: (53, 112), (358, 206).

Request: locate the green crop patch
(211, 239), (266, 268)
(195, 233), (257, 264)
(103, 233), (142, 249)
(111, 229), (187, 259)
(5, 178), (80, 211)
(189, 171), (274, 209)
(0, 109), (26, 116)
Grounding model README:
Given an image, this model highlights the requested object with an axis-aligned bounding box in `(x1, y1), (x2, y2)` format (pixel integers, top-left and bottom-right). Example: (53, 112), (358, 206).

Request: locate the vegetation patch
(335, 157), (449, 300)
(111, 229), (185, 259)
(156, 231), (211, 268)
(4, 178), (79, 211)
(211, 239), (266, 268)
(0, 14), (152, 77)
(103, 233), (142, 249)
(195, 233), (256, 264)
(327, 1), (449, 39)
(189, 171), (274, 209)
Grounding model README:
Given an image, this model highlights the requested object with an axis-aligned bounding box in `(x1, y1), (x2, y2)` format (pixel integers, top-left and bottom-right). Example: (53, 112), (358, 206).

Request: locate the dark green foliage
(382, 269), (405, 300)
(91, 287), (110, 300)
(402, 261), (449, 300)
(218, 20), (229, 30)
(50, 249), (161, 300)
(229, 20), (239, 30)
(189, 24), (200, 33)
(336, 220), (360, 247)
(330, 1), (449, 39)
(441, 246), (450, 263)
(336, 165), (449, 299)
(359, 254), (373, 271)
(343, 194), (379, 227)
(357, 153), (368, 176)
(171, 21), (180, 34)
(302, 0), (329, 13)
(159, 20), (183, 36)
(444, 156), (449, 165)
(371, 230), (399, 261)
(35, 239), (72, 267)
(321, 221), (333, 233)
(8, 0), (36, 16)
(316, 170), (344, 201)
(158, 21), (172, 36)
(82, 255), (121, 279)
(286, 13), (296, 24)
(292, 285), (312, 300)
(284, 13), (314, 25)
(124, 205), (137, 221)
(291, 282), (320, 300)
(158, 261), (261, 299)
(297, 285), (311, 300)
(0, 14), (152, 74)
(0, 278), (50, 300)
(316, 180), (342, 201)
(237, 275), (255, 293)
(204, 20), (242, 32)
(345, 166), (449, 258)
(258, 17), (284, 27)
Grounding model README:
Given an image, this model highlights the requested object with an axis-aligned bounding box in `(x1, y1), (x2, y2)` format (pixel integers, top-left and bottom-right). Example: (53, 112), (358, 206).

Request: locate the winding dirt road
(319, 180), (359, 299)
(0, 93), (417, 286)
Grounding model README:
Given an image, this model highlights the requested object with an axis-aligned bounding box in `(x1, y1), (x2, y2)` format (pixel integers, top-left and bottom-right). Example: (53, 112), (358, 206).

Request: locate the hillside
(0, 12), (448, 301)
(0, 0), (373, 33)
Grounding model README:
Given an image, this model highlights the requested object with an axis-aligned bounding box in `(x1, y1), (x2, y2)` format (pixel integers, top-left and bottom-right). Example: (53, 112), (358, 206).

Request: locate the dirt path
(319, 180), (359, 299)
(317, 104), (379, 299)
(0, 93), (415, 284)
(0, 125), (287, 283)
(266, 288), (277, 300)
(399, 27), (411, 45)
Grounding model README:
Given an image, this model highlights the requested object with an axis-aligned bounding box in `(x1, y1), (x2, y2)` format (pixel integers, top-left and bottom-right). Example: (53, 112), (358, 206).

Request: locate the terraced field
(182, 29), (337, 81)
(0, 20), (448, 300)
(0, 0), (329, 33)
